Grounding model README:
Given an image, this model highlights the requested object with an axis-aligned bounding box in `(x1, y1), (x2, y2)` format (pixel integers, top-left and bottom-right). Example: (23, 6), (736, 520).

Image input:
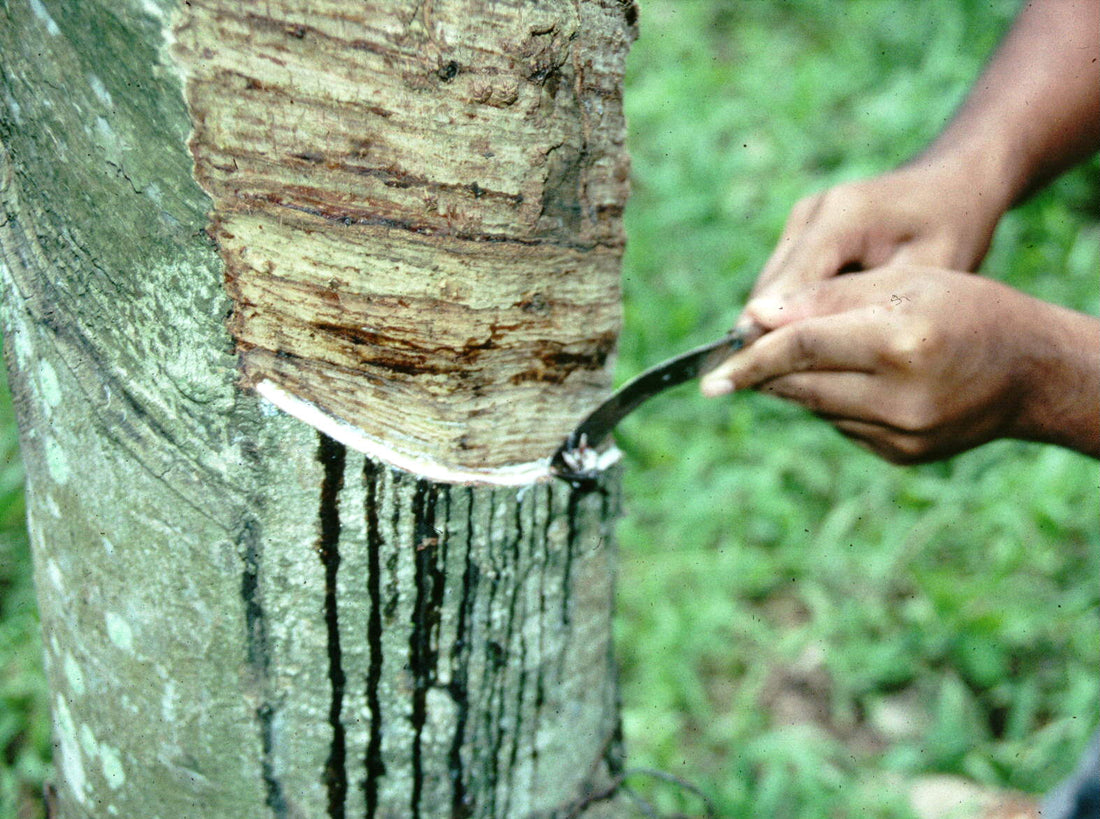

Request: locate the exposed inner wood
(173, 1), (635, 473)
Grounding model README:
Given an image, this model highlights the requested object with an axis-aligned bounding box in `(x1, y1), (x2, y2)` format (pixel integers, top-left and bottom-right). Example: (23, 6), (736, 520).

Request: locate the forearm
(918, 0), (1100, 211)
(1013, 304), (1100, 459)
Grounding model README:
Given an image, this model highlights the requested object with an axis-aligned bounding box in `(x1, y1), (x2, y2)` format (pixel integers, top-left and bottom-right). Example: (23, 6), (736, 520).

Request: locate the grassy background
(0, 365), (48, 817)
(1, 1), (1097, 817)
(613, 0), (1098, 816)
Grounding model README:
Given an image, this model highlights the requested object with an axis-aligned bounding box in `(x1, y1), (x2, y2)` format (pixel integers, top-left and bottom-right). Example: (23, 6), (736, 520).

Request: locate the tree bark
(174, 0), (633, 479)
(0, 1), (635, 817)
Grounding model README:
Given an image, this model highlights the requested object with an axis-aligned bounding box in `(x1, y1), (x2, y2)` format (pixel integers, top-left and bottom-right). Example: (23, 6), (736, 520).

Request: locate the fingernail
(745, 296), (785, 326)
(700, 374), (734, 398)
(732, 317), (758, 336)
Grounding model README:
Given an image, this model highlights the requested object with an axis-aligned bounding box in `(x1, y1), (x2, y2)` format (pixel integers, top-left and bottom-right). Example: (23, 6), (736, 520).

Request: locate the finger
(742, 196), (865, 335)
(887, 227), (994, 272)
(757, 371), (886, 424)
(830, 419), (940, 465)
(744, 266), (924, 330)
(753, 194), (827, 293)
(751, 372), (946, 460)
(751, 382), (940, 464)
(700, 309), (884, 396)
(754, 209), (859, 299)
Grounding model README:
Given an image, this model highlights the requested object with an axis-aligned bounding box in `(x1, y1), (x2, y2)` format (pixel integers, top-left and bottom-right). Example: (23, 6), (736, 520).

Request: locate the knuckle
(766, 375), (824, 412)
(882, 435), (934, 465)
(789, 329), (819, 371)
(789, 193), (822, 223)
(890, 394), (938, 435)
(820, 182), (863, 214)
(883, 318), (937, 367)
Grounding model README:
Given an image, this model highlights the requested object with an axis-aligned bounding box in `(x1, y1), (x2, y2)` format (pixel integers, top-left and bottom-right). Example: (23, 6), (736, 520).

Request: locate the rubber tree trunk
(0, 1), (637, 817)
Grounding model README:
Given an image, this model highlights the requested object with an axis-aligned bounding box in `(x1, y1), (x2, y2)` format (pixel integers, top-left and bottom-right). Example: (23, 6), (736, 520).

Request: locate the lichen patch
(54, 698), (88, 804)
(105, 612), (135, 654)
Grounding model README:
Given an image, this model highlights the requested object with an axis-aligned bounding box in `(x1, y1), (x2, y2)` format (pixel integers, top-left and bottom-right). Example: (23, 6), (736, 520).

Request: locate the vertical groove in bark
(409, 478), (442, 819)
(317, 434), (349, 818)
(448, 485), (479, 819)
(240, 516), (291, 819)
(362, 459), (387, 818)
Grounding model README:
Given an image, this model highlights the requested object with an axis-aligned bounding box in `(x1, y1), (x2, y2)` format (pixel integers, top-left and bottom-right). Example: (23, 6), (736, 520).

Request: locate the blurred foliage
(0, 1), (1097, 817)
(0, 363), (49, 819)
(614, 0), (1098, 816)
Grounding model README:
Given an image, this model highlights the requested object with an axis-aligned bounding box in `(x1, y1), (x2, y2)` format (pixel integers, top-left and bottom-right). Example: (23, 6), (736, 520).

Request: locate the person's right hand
(704, 264), (1100, 462)
(744, 156), (1011, 319)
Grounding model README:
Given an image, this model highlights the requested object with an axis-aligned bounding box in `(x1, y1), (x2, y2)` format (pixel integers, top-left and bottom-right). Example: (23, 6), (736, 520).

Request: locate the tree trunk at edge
(0, 0), (636, 816)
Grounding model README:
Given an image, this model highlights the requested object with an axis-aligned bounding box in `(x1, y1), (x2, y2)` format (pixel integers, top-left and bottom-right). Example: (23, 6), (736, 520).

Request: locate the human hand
(744, 159), (1012, 323)
(702, 266), (1100, 463)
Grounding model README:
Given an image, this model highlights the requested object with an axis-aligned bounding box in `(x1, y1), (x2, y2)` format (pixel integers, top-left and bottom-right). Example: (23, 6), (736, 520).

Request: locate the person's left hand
(700, 265), (1080, 463)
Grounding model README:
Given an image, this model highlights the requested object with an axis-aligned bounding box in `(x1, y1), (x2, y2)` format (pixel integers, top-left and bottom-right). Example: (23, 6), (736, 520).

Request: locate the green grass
(613, 1), (1099, 816)
(1, 2), (1097, 818)
(0, 363), (49, 819)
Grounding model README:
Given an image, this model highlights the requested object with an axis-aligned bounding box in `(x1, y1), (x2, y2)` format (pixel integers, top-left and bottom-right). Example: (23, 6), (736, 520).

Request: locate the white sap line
(255, 379), (620, 486)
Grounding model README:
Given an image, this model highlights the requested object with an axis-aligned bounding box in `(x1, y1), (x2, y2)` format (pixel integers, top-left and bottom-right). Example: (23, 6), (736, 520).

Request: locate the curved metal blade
(550, 323), (763, 486)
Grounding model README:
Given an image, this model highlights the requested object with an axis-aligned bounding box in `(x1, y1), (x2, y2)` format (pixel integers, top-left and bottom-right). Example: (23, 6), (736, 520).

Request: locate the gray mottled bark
(0, 0), (634, 816)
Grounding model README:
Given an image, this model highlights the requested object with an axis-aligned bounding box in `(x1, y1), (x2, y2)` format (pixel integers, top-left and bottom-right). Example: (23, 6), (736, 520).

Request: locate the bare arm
(704, 1), (1100, 464)
(743, 0), (1100, 306)
(929, 0), (1100, 208)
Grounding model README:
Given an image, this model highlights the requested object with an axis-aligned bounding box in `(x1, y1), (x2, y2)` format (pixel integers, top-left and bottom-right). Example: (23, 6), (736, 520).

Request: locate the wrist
(913, 125), (1020, 224)
(1010, 303), (1100, 458)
